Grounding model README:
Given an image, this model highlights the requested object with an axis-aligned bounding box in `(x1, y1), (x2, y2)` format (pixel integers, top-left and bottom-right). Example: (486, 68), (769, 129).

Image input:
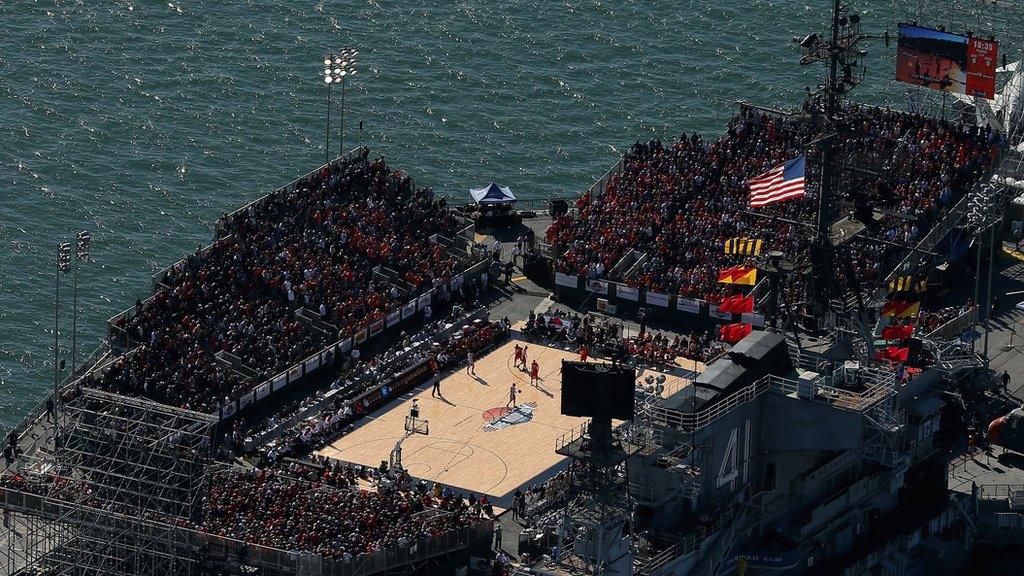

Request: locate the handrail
(976, 483), (1024, 502)
(924, 306), (978, 341)
(636, 507), (738, 576)
(641, 378), (770, 432)
(643, 367), (897, 433)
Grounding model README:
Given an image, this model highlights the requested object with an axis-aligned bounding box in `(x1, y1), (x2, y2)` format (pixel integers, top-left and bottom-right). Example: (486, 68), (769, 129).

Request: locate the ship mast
(796, 0), (870, 338)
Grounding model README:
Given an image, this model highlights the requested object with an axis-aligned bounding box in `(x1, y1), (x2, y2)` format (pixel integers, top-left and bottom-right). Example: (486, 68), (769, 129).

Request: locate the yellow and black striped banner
(888, 275), (927, 294)
(724, 237), (763, 256)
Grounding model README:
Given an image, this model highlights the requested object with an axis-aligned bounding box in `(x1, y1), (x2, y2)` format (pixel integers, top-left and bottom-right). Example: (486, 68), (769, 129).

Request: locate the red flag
(720, 295), (754, 315)
(719, 295), (740, 314)
(735, 295), (754, 314)
(720, 322), (753, 344)
(881, 324), (913, 340)
(874, 346), (909, 362)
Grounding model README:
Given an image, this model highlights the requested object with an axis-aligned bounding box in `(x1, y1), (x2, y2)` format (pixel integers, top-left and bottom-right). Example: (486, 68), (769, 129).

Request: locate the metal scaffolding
(2, 387), (216, 576)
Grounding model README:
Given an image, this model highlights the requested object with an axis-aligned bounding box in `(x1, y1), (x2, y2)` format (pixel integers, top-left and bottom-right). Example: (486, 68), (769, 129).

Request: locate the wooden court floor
(317, 337), (701, 504)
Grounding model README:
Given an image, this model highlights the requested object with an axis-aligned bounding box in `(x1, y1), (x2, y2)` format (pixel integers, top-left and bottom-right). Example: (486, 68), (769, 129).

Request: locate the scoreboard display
(896, 24), (998, 100)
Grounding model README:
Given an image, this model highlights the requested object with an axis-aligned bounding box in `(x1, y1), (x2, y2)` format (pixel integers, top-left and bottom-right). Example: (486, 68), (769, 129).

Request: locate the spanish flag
(724, 237), (763, 256)
(881, 300), (921, 318)
(718, 266), (757, 286)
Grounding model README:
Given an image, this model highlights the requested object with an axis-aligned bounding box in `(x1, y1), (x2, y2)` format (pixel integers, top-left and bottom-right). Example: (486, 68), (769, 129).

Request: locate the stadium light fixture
(321, 49), (359, 163)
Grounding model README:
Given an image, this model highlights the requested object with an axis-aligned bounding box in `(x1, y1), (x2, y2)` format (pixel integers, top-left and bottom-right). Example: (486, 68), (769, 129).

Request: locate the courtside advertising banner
(742, 312), (766, 327)
(417, 290), (432, 310)
(709, 304), (733, 320)
(677, 298), (701, 314)
(386, 310), (401, 327)
(586, 279), (608, 294)
(616, 285), (639, 301)
(646, 291), (670, 307)
(555, 272), (578, 288)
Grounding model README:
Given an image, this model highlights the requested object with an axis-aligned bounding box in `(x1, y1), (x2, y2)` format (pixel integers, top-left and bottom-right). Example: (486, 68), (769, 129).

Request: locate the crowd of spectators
(548, 105), (1000, 304)
(1, 461), (488, 563)
(916, 304), (975, 335)
(97, 155), (465, 413)
(522, 309), (726, 368)
(512, 462), (584, 523)
(196, 467), (485, 559)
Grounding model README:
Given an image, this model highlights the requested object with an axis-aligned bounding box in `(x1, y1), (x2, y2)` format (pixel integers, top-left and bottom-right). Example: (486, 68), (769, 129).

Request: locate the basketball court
(317, 335), (704, 505)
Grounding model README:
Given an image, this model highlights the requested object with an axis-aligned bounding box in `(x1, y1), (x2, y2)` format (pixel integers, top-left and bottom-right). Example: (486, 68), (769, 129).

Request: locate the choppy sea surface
(0, 1), (945, 427)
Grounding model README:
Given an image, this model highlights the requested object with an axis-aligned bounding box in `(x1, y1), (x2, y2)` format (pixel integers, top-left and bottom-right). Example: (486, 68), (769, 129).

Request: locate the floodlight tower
(321, 48), (358, 164)
(54, 241), (72, 394)
(71, 230), (91, 374)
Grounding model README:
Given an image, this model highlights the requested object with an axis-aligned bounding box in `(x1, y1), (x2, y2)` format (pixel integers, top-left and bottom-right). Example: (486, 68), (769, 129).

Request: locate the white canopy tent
(469, 183), (516, 205)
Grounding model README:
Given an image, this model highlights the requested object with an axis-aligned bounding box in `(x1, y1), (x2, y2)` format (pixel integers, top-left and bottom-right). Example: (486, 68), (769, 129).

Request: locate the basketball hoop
(404, 415), (429, 436)
(391, 413), (429, 474)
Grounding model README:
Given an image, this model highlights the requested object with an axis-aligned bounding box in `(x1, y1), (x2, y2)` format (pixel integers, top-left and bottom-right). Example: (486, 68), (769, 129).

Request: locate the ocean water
(0, 0), (952, 428)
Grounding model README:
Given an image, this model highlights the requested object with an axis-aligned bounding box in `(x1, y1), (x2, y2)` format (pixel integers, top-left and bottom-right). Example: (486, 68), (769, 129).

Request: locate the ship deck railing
(3, 342), (112, 454)
(634, 507), (738, 576)
(641, 379), (770, 432)
(975, 483), (1024, 506)
(642, 370), (897, 433)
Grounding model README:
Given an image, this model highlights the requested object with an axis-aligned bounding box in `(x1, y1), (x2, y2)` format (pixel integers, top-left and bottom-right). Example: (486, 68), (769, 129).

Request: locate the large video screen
(896, 24), (998, 100)
(561, 361), (635, 421)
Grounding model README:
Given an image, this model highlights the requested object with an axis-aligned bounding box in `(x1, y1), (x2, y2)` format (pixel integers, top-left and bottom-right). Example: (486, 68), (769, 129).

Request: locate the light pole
(71, 230), (91, 375)
(54, 242), (72, 395)
(967, 185), (1001, 360)
(321, 56), (334, 165)
(323, 48), (358, 158)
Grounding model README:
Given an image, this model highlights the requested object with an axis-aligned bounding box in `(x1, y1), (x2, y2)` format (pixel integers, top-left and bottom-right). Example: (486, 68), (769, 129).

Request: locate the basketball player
(507, 383), (518, 408)
(466, 351), (475, 375)
(514, 344), (523, 368)
(530, 359), (540, 386)
(521, 345), (529, 371)
(579, 344), (589, 363)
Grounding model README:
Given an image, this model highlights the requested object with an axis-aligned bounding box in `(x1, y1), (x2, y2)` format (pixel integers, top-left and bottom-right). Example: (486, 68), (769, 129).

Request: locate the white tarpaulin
(469, 182), (516, 204)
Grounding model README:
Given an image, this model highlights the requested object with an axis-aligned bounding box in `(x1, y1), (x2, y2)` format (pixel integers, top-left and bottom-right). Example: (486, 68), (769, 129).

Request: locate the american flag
(747, 156), (806, 208)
